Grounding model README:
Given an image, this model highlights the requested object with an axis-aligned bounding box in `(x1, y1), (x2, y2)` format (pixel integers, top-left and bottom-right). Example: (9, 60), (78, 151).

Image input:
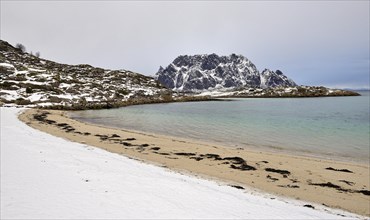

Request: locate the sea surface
(70, 91), (370, 163)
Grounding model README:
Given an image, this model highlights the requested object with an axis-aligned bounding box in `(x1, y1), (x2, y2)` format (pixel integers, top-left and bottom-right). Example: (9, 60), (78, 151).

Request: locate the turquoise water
(70, 91), (370, 163)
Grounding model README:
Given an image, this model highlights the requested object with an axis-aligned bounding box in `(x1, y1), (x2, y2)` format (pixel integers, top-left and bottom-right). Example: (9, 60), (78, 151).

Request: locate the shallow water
(70, 91), (370, 163)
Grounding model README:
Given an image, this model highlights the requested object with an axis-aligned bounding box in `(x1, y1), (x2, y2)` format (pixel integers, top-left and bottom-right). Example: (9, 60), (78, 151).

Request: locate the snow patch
(0, 62), (15, 68)
(28, 67), (46, 72)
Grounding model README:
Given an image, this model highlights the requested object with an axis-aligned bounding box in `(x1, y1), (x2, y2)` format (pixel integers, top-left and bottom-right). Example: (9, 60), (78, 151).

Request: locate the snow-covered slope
(0, 40), (170, 109)
(155, 54), (297, 92)
(0, 107), (360, 219)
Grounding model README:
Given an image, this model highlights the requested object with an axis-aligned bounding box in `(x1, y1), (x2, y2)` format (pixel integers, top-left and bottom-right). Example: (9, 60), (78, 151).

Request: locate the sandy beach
(19, 108), (370, 217)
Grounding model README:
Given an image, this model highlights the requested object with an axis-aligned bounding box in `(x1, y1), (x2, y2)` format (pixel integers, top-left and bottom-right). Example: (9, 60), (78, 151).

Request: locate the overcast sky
(1, 1), (369, 89)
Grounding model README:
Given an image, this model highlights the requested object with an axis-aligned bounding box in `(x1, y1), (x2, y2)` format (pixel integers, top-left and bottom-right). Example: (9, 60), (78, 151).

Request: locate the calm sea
(70, 91), (370, 163)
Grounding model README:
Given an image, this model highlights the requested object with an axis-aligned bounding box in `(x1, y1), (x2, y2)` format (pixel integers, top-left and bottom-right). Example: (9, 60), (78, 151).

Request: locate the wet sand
(19, 109), (370, 217)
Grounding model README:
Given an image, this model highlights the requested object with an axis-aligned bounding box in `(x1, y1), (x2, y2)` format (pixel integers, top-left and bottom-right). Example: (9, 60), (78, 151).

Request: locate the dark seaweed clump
(265, 168), (291, 175)
(325, 167), (353, 173)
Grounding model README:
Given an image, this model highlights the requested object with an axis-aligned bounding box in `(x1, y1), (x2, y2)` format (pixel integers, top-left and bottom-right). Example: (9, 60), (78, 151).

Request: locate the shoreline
(19, 108), (370, 217)
(69, 112), (369, 165)
(2, 107), (360, 219)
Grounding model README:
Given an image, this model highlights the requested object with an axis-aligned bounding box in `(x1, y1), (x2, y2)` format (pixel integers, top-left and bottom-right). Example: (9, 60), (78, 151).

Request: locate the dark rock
(126, 138), (136, 141)
(229, 185), (245, 190)
(303, 204), (315, 209)
(111, 134), (120, 138)
(151, 147), (160, 151)
(276, 70), (284, 75)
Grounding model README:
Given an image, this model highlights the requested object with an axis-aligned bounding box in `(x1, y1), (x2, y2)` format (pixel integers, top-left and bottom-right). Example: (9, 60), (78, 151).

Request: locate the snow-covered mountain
(0, 40), (171, 109)
(260, 69), (297, 88)
(155, 54), (297, 92)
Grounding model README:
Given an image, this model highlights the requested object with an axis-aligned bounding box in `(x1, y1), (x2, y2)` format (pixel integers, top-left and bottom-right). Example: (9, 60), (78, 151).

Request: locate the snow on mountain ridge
(155, 54), (297, 92)
(0, 40), (171, 109)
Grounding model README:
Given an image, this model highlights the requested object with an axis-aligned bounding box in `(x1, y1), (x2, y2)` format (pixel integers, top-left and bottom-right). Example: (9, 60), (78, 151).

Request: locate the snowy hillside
(1, 107), (360, 219)
(155, 54), (297, 92)
(0, 40), (171, 109)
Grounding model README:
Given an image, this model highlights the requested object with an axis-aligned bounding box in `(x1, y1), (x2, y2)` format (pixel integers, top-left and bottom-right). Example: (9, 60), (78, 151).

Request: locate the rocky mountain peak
(155, 54), (296, 92)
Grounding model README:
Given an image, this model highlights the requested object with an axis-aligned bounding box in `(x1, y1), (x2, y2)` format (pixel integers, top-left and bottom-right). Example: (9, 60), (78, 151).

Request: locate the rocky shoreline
(219, 86), (360, 98)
